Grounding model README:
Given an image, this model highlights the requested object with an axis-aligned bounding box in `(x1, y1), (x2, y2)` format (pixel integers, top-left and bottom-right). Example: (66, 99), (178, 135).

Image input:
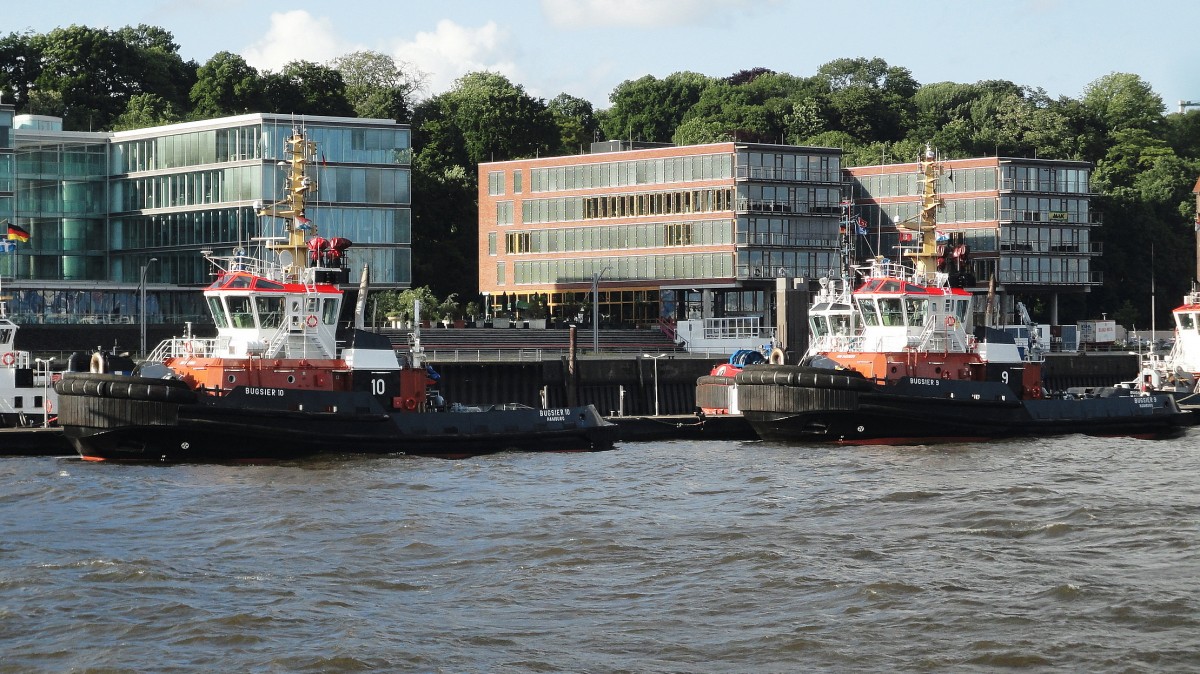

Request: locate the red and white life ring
(305, 314), (319, 328)
(183, 341), (194, 356)
(945, 316), (957, 327)
(45, 399), (53, 413)
(1, 352), (14, 366)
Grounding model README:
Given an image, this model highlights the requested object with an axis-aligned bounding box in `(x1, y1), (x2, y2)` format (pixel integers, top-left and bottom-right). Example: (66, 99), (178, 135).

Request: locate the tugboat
(0, 303), (58, 428)
(732, 146), (1188, 444)
(54, 129), (616, 462)
(1127, 286), (1200, 407)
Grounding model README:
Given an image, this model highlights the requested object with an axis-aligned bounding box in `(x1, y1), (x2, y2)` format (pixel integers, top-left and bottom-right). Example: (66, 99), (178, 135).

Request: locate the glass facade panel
(0, 111), (411, 325)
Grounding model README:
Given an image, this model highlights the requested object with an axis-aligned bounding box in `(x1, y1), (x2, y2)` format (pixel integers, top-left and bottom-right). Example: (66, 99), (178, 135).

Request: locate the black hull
(733, 366), (1189, 445)
(56, 374), (616, 462)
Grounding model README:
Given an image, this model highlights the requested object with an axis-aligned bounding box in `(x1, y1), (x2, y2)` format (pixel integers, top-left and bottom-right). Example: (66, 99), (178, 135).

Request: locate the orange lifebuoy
(1, 352), (14, 366)
(305, 314), (319, 328)
(945, 316), (957, 327)
(403, 397), (418, 411)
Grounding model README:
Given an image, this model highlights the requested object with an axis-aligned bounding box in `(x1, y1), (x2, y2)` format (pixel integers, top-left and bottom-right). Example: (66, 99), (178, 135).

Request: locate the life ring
(305, 314), (319, 328)
(183, 341), (194, 356)
(89, 352), (107, 374)
(403, 397), (418, 411)
(45, 399), (53, 413)
(768, 348), (786, 364)
(1, 352), (13, 366)
(945, 316), (957, 327)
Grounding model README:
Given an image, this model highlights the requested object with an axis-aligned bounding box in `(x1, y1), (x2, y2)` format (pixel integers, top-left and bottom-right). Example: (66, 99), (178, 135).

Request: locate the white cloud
(242, 10), (354, 72)
(541, 0), (763, 28)
(390, 19), (521, 97)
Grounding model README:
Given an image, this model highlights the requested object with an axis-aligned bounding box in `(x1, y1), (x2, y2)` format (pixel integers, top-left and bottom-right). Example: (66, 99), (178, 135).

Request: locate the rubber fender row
(696, 375), (738, 386)
(56, 372), (198, 405)
(734, 364), (874, 392)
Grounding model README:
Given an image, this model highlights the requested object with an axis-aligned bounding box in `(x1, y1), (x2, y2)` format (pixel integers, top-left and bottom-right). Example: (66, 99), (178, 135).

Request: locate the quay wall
(19, 325), (1142, 414)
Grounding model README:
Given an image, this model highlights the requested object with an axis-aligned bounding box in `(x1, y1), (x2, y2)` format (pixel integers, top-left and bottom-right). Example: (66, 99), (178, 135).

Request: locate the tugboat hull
(735, 366), (1189, 445)
(56, 374), (616, 462)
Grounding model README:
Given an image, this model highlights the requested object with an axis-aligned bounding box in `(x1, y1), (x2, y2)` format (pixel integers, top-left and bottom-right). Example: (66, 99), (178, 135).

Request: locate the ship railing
(148, 336), (219, 361)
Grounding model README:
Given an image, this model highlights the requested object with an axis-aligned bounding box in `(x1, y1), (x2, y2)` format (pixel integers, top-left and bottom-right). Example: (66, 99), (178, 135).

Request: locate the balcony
(997, 270), (1104, 286)
(735, 165), (842, 184)
(998, 241), (1103, 255)
(736, 198), (841, 216)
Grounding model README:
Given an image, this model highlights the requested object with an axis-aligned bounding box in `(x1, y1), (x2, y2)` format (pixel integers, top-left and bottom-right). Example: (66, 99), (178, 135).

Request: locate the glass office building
(0, 106), (411, 326)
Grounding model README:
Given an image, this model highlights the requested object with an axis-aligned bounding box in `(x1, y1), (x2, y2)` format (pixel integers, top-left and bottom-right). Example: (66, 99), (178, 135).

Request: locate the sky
(5, 0), (1200, 112)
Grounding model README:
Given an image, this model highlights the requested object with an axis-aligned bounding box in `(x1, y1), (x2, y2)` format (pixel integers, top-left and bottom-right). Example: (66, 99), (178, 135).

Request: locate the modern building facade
(0, 105), (411, 326)
(477, 141), (843, 334)
(846, 155), (1099, 323)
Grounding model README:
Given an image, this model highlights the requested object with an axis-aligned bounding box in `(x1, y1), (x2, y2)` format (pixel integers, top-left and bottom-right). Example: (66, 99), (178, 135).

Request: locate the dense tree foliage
(261, 60), (354, 117)
(548, 93), (600, 153)
(4, 24), (1200, 325)
(328, 50), (425, 122)
(189, 51), (265, 117)
(601, 72), (713, 142)
(406, 72), (559, 300)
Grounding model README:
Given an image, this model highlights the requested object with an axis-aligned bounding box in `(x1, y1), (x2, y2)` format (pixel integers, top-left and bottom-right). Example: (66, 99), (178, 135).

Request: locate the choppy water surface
(1, 431), (1198, 673)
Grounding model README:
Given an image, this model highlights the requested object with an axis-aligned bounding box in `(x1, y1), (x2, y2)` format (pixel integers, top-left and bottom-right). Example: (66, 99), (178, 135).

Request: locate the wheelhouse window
(879, 298), (904, 326)
(226, 296), (255, 328)
(858, 298), (880, 326)
(256, 296), (284, 329)
(322, 298), (339, 324)
(208, 296), (230, 328)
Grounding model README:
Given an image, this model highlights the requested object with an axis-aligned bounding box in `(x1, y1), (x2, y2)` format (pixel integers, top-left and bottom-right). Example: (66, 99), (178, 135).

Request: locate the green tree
(1164, 109), (1200, 160)
(671, 70), (823, 145)
(111, 93), (181, 130)
(1082, 72), (1165, 136)
(113, 24), (197, 115)
(262, 60), (353, 116)
(0, 31), (44, 115)
(548, 93), (600, 153)
(30, 24), (194, 130)
(601, 71), (713, 142)
(190, 51), (264, 118)
(448, 72), (559, 165)
(817, 57), (917, 143)
(328, 50), (425, 122)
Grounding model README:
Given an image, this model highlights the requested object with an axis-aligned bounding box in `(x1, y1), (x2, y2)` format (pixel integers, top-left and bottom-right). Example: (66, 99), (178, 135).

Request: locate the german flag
(6, 223), (29, 242)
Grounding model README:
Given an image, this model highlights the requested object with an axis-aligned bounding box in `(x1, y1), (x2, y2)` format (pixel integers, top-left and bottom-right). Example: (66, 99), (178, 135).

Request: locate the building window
(505, 231), (531, 254)
(664, 222), (693, 246)
(488, 232), (497, 255)
(513, 170), (523, 194)
(496, 261), (506, 285)
(497, 201), (514, 225)
(488, 170), (505, 196)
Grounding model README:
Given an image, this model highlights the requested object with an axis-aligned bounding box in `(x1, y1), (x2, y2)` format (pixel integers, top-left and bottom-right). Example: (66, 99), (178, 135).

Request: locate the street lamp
(34, 358), (51, 427)
(140, 257), (159, 358)
(643, 353), (666, 416)
(592, 266), (610, 352)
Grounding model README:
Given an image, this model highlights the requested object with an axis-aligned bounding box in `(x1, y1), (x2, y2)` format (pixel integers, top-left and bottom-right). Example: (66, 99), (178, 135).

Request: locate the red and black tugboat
(732, 146), (1188, 444)
(54, 130), (615, 462)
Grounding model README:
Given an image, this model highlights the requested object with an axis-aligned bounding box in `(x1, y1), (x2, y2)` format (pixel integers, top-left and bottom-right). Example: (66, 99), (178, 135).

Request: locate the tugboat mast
(257, 130), (317, 282)
(907, 144), (942, 280)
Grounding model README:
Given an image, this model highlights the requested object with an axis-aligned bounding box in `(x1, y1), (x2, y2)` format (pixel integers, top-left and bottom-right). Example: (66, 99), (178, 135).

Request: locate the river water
(1, 431), (1197, 673)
